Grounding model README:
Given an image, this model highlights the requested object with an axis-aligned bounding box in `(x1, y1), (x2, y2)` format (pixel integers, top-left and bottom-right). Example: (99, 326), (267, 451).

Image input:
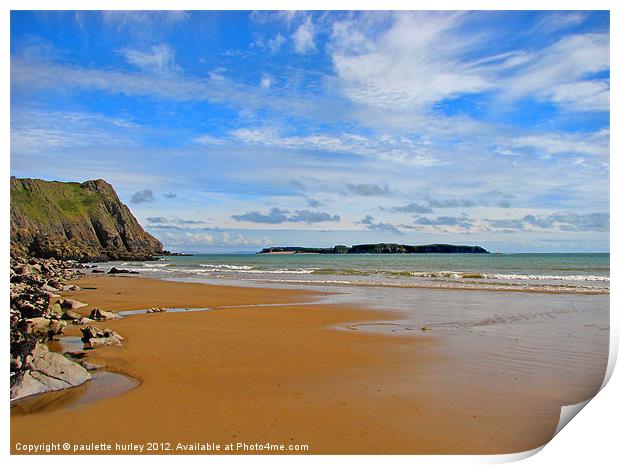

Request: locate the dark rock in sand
(108, 267), (139, 274)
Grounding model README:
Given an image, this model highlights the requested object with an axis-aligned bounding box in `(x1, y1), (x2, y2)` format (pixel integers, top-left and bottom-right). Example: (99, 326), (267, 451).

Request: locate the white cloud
(260, 75), (272, 89)
(102, 11), (188, 30)
(194, 135), (227, 146)
(293, 16), (316, 54)
(329, 13), (609, 113)
(504, 129), (609, 159)
(330, 12), (491, 109)
(120, 44), (178, 75)
(11, 109), (140, 152)
(11, 55), (329, 122)
(267, 33), (286, 53)
(230, 127), (439, 166)
(502, 32), (609, 110)
(153, 229), (271, 250)
(542, 80), (609, 112)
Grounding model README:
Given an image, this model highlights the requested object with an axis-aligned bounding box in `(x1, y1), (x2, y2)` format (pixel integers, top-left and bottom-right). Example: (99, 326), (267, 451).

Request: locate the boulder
(80, 325), (124, 348)
(41, 283), (60, 293)
(62, 284), (81, 291)
(10, 344), (91, 400)
(91, 269), (105, 274)
(87, 336), (123, 348)
(89, 308), (118, 321)
(25, 317), (65, 340)
(60, 298), (88, 310)
(48, 302), (63, 316)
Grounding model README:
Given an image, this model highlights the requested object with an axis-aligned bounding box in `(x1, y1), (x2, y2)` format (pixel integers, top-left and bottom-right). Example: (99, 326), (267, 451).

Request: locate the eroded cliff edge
(11, 177), (163, 261)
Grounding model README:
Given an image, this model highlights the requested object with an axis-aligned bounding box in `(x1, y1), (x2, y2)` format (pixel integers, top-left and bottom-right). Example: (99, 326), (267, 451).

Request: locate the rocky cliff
(10, 177), (163, 261)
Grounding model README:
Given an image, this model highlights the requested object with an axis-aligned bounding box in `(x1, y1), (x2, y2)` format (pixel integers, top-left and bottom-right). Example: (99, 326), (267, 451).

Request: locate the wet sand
(10, 275), (607, 454)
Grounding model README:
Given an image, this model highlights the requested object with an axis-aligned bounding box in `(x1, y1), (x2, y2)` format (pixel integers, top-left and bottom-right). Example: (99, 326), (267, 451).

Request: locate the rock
(89, 308), (118, 321)
(80, 361), (105, 371)
(61, 309), (82, 321)
(10, 344), (91, 401)
(92, 269), (105, 273)
(60, 298), (88, 310)
(72, 317), (95, 325)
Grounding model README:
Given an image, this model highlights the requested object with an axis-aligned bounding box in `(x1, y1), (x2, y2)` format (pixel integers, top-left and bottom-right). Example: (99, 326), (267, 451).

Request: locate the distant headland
(258, 243), (490, 254)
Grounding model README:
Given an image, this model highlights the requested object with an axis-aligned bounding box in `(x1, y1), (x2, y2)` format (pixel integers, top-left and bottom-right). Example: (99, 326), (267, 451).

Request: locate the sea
(94, 252), (610, 294)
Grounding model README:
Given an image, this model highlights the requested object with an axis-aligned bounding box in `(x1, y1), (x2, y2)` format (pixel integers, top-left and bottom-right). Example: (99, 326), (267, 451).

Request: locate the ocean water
(98, 253), (609, 294)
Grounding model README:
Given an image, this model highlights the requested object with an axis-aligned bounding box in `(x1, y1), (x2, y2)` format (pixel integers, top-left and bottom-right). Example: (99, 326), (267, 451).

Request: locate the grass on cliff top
(11, 181), (103, 221)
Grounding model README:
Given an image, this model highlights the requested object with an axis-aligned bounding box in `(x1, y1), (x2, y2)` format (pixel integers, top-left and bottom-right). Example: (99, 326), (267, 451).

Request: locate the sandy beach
(10, 275), (608, 454)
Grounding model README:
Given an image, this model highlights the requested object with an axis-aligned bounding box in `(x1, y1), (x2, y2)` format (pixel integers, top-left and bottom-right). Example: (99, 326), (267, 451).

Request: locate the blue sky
(10, 11), (610, 253)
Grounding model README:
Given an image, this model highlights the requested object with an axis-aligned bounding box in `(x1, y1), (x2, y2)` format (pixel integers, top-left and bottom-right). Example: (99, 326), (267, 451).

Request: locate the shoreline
(11, 274), (607, 454)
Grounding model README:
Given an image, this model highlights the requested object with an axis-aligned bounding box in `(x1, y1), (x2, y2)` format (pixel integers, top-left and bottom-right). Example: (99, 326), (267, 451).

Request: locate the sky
(10, 10), (610, 253)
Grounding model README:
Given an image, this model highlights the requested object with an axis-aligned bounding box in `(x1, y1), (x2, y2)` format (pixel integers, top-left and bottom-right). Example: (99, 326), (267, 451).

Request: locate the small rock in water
(420, 326), (429, 332)
(146, 307), (167, 314)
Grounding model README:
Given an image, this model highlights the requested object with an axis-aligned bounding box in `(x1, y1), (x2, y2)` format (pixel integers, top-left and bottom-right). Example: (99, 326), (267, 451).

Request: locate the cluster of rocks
(146, 307), (167, 313)
(10, 255), (91, 400)
(58, 305), (119, 326)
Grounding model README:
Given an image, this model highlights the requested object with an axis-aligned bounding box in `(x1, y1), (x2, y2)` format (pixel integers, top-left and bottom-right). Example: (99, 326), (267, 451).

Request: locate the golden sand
(11, 275), (585, 454)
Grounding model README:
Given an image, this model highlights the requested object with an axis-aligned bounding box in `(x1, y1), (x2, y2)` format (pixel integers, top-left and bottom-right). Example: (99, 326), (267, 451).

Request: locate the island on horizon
(258, 244), (490, 254)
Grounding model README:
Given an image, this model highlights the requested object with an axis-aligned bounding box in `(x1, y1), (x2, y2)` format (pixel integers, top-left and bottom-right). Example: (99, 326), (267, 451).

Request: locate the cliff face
(10, 177), (163, 261)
